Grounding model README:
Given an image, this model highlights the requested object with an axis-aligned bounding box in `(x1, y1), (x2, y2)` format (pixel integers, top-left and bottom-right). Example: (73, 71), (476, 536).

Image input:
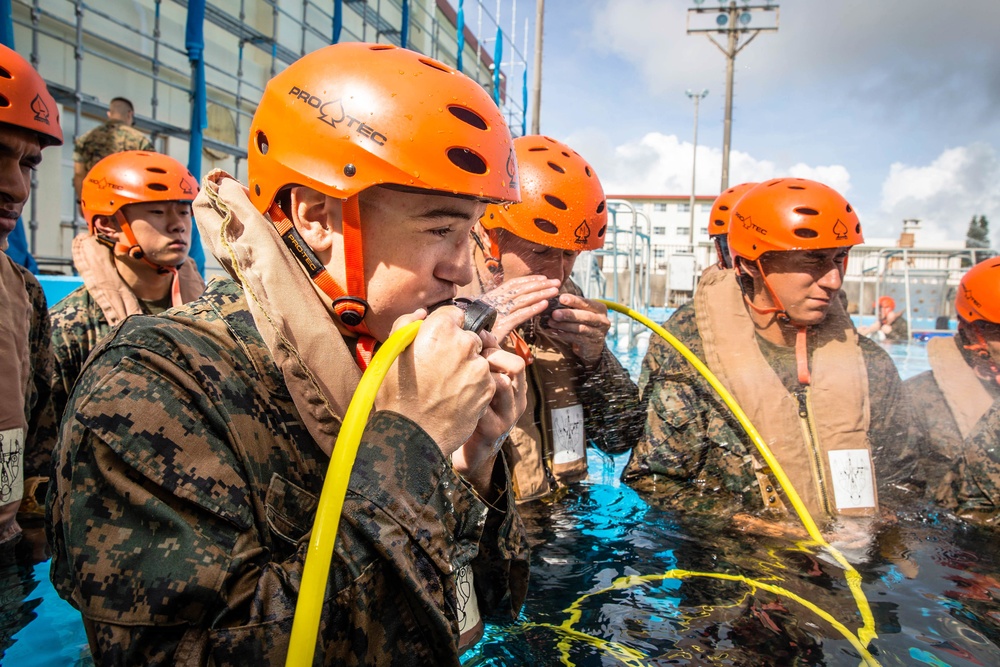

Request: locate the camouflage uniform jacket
(48, 284), (171, 449)
(73, 120), (154, 173)
(48, 277), (530, 665)
(905, 334), (1000, 523)
(623, 302), (923, 517)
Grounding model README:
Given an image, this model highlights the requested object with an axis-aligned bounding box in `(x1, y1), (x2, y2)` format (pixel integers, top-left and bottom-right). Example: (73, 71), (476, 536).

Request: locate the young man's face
(757, 247), (849, 326)
(0, 125), (43, 250)
(495, 229), (579, 284)
(357, 186), (485, 341)
(119, 200), (193, 267)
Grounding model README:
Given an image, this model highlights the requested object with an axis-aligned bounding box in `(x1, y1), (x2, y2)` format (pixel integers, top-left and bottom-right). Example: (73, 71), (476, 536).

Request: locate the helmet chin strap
(962, 322), (1000, 386)
(471, 228), (502, 275)
(98, 211), (185, 308)
(737, 258), (812, 386)
(268, 196), (378, 369)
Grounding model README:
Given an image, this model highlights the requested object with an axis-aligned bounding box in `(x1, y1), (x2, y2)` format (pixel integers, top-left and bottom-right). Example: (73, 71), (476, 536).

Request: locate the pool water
(4, 325), (996, 667)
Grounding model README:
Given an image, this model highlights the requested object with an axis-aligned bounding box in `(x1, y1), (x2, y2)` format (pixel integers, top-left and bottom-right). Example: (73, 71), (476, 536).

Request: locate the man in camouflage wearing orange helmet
(626, 178), (923, 529)
(906, 258), (1000, 526)
(50, 43), (529, 665)
(49, 151), (204, 441)
(462, 135), (644, 503)
(0, 44), (61, 531)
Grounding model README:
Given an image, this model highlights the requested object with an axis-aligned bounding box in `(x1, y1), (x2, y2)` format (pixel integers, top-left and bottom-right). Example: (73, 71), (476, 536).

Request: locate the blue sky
(512, 0), (1000, 245)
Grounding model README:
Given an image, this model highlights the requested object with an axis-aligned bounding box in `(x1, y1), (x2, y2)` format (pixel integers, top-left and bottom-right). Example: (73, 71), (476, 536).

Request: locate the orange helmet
(709, 182), (757, 238)
(729, 178), (863, 263)
(877, 295), (895, 310)
(956, 258), (1000, 325)
(80, 151), (197, 267)
(248, 42), (518, 212)
(246, 43), (519, 334)
(0, 44), (63, 147)
(480, 135), (607, 251)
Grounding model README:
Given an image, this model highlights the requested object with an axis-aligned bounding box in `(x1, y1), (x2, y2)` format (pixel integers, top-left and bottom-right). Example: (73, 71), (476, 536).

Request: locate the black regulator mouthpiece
(428, 298), (498, 334)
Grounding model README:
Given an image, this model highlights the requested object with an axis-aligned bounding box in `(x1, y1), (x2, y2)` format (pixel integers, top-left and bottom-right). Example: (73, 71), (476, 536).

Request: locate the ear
(289, 186), (340, 258)
(92, 215), (121, 240)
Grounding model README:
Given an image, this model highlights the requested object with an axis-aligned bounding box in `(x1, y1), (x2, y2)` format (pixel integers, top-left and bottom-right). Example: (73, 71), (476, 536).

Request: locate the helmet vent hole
(719, 205), (729, 211)
(447, 105), (488, 131)
(419, 57), (452, 73)
(544, 136), (556, 143)
(712, 219), (725, 227)
(533, 218), (558, 235)
(0, 94), (8, 108)
(794, 207), (819, 216)
(545, 194), (568, 210)
(547, 161), (565, 174)
(369, 44), (395, 51)
(0, 66), (9, 79)
(147, 183), (169, 192)
(146, 167), (167, 174)
(846, 204), (853, 213)
(788, 185), (806, 190)
(528, 146), (548, 152)
(561, 151), (570, 157)
(447, 147), (487, 175)
(256, 131), (269, 155)
(597, 224), (606, 238)
(794, 228), (819, 239)
(855, 223), (861, 234)
(596, 200), (605, 214)
(585, 166), (592, 177)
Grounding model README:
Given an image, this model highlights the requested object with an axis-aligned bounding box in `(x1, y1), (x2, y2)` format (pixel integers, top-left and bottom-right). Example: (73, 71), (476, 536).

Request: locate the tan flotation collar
(695, 269), (874, 519)
(928, 335), (995, 440)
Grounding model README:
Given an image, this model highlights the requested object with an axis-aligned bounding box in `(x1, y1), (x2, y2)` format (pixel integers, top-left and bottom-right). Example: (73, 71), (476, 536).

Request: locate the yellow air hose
(597, 300), (877, 650)
(285, 320), (422, 667)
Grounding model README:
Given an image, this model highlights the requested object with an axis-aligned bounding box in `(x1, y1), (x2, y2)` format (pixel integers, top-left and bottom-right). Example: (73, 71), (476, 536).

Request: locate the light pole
(686, 88), (708, 250)
(687, 1), (779, 191)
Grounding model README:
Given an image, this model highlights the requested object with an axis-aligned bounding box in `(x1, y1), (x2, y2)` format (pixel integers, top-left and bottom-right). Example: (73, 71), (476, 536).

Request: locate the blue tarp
(184, 0), (207, 274)
(400, 0), (409, 48)
(333, 0), (343, 43)
(492, 26), (502, 105)
(0, 0), (13, 48)
(456, 0), (464, 72)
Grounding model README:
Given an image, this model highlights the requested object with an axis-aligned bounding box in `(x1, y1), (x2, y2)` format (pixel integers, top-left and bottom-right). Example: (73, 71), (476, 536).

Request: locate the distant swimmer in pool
(624, 178), (924, 534)
(905, 257), (1000, 527)
(858, 295), (909, 342)
(462, 135), (645, 503)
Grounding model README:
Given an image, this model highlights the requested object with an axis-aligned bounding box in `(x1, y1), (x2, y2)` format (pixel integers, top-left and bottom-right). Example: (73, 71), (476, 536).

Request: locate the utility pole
(686, 89), (708, 250)
(530, 0), (544, 134)
(687, 1), (778, 191)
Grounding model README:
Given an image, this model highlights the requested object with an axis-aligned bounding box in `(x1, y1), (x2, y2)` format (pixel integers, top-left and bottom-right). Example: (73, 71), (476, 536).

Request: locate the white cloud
(567, 129), (851, 198)
(877, 143), (1000, 245)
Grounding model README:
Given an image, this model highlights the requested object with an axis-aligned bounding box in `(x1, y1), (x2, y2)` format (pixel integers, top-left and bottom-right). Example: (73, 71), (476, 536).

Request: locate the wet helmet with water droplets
(481, 135), (607, 251)
(956, 258), (1000, 325)
(728, 178), (863, 263)
(0, 43), (63, 147)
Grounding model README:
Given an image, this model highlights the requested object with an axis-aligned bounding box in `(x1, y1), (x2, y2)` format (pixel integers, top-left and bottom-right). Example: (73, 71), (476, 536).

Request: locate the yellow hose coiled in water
(598, 300), (878, 655)
(286, 320), (422, 667)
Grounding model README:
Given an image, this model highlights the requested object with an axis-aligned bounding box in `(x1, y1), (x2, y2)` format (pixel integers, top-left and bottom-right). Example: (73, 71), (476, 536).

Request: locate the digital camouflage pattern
(73, 120), (154, 174)
(48, 278), (529, 665)
(48, 284), (172, 442)
(905, 337), (1000, 524)
(623, 302), (924, 517)
(18, 264), (57, 487)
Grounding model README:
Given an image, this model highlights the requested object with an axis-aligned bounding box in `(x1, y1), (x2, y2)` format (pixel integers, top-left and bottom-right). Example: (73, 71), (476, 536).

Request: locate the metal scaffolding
(12, 0), (532, 267)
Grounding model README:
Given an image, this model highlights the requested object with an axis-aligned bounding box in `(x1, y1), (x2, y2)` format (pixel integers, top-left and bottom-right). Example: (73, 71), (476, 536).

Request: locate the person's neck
(746, 297), (798, 347)
(114, 255), (172, 301)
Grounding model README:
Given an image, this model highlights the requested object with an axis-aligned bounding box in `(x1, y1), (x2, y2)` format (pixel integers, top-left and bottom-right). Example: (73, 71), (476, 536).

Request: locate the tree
(964, 215), (992, 266)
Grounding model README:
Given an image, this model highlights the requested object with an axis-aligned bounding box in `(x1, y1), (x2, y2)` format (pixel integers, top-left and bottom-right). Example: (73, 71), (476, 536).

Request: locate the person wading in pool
(859, 295), (908, 342)
(905, 257), (1000, 527)
(462, 135), (644, 502)
(49, 43), (529, 665)
(0, 44), (60, 533)
(625, 178), (923, 535)
(49, 151), (204, 444)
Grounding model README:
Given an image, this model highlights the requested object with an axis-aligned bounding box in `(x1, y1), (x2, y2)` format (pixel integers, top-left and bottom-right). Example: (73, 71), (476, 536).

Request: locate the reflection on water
(463, 453), (1000, 667)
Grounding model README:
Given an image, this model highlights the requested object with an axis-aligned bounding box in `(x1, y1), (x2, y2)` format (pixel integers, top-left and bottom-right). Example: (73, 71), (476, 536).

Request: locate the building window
(653, 226), (666, 235)
(699, 227), (708, 236)
(701, 203), (712, 212)
(653, 202), (668, 212)
(677, 203), (690, 212)
(676, 226), (690, 237)
(653, 248), (665, 258)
